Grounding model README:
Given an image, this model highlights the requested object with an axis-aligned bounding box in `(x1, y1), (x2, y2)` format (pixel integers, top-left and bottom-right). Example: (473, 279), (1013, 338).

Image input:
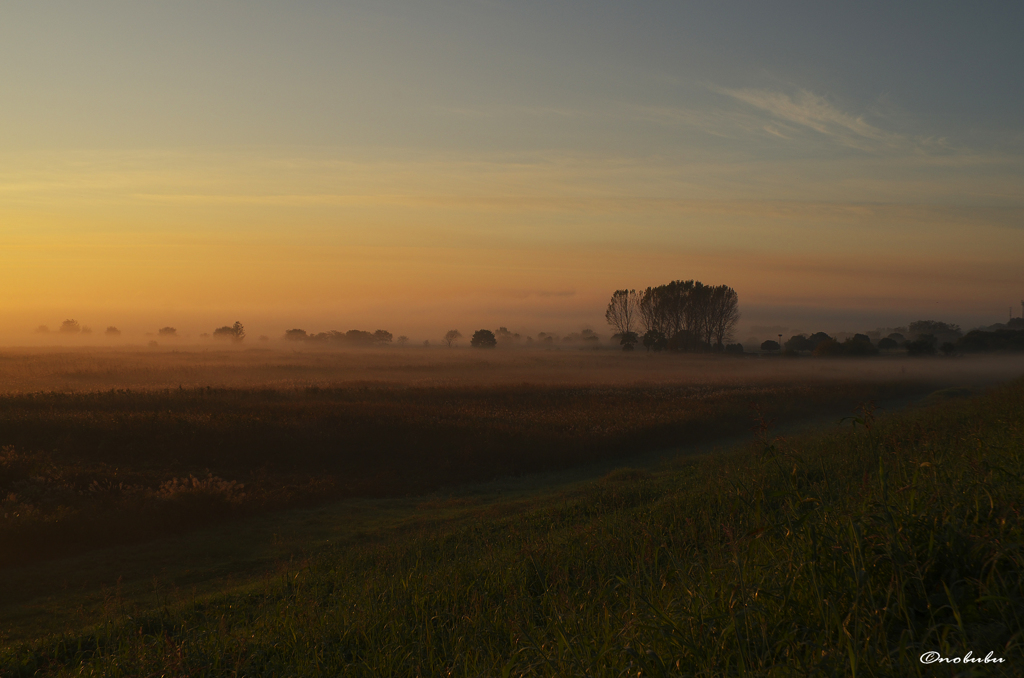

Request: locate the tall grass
(4, 380), (1022, 675)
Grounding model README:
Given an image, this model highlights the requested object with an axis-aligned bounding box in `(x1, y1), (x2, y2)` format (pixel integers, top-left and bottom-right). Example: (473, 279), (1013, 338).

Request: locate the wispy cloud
(716, 87), (901, 151)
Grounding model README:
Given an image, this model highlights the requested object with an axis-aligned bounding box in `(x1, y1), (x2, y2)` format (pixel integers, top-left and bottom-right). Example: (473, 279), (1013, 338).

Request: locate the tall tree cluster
(607, 281), (739, 352)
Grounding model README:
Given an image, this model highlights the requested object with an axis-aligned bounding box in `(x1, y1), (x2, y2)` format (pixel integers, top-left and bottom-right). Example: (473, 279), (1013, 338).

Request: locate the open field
(1, 348), (1022, 673)
(3, 349), (1019, 567)
(2, 370), (1023, 674)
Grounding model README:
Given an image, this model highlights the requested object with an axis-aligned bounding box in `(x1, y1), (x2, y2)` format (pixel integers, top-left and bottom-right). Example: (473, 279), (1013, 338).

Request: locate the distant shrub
(642, 329), (667, 352)
(842, 337), (878, 356)
(344, 330), (376, 346)
(725, 343), (744, 354)
(760, 340), (780, 352)
(784, 335), (816, 352)
(213, 321), (245, 342)
(105, 326), (121, 337)
(906, 334), (937, 356)
(470, 329), (497, 348)
(59, 319), (81, 334)
(158, 327), (177, 337)
(495, 327), (520, 343)
(958, 329), (1024, 353)
(877, 337), (899, 350)
(284, 329), (308, 341)
(813, 338), (844, 357)
(619, 331), (639, 351)
(444, 330), (462, 348)
(909, 320), (961, 346)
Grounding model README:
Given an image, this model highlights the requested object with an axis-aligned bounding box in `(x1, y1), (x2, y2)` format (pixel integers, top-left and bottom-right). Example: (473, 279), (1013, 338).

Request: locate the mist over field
(3, 300), (1018, 350)
(1, 346), (1023, 394)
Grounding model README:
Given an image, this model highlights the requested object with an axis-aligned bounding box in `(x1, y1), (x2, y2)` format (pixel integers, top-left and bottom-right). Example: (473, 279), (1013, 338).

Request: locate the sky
(2, 1), (1023, 343)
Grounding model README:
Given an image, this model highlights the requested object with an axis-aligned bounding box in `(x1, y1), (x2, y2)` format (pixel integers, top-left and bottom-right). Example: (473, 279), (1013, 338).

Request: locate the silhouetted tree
(494, 327), (520, 343)
(284, 329), (308, 341)
(877, 337), (899, 351)
(444, 330), (462, 348)
(105, 326), (121, 337)
(909, 320), (960, 336)
(957, 329), (1024, 353)
(808, 332), (833, 348)
(906, 334), (937, 356)
(373, 330), (393, 345)
(471, 329), (497, 348)
(760, 340), (780, 352)
(638, 287), (663, 337)
(158, 327), (177, 337)
(785, 335), (815, 352)
(909, 321), (961, 346)
(213, 321), (245, 342)
(688, 282), (714, 347)
(605, 289), (639, 339)
(813, 338), (845, 357)
(642, 329), (667, 352)
(708, 285), (740, 348)
(631, 280), (741, 353)
(940, 342), (957, 356)
(396, 336), (409, 345)
(725, 343), (744, 354)
(842, 336), (878, 356)
(344, 330), (375, 346)
(59, 319), (81, 334)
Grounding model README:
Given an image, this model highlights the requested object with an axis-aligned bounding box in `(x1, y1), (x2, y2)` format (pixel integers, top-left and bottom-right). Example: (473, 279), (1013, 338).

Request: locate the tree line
(605, 281), (740, 351)
(283, 328), (398, 346)
(763, 320), (1024, 357)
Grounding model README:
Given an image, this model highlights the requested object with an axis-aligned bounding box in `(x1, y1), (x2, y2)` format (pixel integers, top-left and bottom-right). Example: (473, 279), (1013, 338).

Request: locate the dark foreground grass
(0, 379), (925, 566)
(4, 380), (1023, 676)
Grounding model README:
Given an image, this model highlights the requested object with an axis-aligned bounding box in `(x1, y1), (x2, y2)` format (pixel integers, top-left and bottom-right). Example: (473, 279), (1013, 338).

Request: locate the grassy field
(0, 355), (1022, 674)
(3, 349), (988, 567)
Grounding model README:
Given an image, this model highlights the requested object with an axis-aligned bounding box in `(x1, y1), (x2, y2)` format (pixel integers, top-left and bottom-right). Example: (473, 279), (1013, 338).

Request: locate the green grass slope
(5, 380), (1024, 676)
